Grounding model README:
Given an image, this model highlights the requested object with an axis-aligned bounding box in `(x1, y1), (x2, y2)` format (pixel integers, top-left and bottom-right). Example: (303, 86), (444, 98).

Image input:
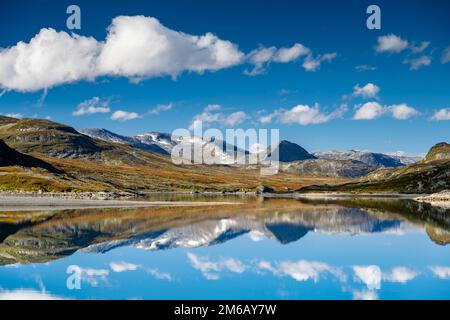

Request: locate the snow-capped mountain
(81, 128), (169, 155)
(312, 150), (407, 167)
(83, 208), (409, 254)
(384, 151), (424, 165)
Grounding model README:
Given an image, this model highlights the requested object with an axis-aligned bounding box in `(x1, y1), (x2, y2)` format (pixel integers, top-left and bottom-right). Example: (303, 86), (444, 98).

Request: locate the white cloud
(429, 266), (450, 279)
(353, 265), (382, 290)
(257, 260), (345, 283)
(410, 41), (430, 54)
(0, 16), (244, 92)
(190, 105), (247, 129)
(375, 34), (409, 53)
(353, 102), (419, 120)
(79, 267), (109, 287)
(353, 83), (380, 99)
(3, 113), (23, 119)
(189, 104), (223, 130)
(148, 103), (173, 115)
(302, 52), (336, 71)
(97, 16), (243, 80)
(187, 252), (246, 280)
(109, 261), (140, 272)
(73, 96), (111, 116)
(266, 103), (346, 125)
(0, 28), (101, 92)
(431, 108), (450, 121)
(225, 111), (246, 126)
(441, 46), (450, 64)
(273, 43), (310, 63)
(403, 55), (432, 70)
(388, 103), (420, 119)
(355, 65), (377, 72)
(244, 44), (310, 75)
(0, 289), (64, 300)
(353, 290), (379, 300)
(111, 110), (141, 121)
(248, 230), (266, 242)
(148, 268), (172, 281)
(382, 267), (419, 283)
(259, 113), (277, 124)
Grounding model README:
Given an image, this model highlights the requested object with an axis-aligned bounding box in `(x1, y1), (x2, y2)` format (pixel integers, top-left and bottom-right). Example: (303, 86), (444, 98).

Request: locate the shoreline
(0, 196), (242, 211)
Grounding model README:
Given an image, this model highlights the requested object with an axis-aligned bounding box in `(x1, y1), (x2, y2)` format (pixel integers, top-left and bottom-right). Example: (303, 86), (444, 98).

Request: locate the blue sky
(0, 0), (449, 154)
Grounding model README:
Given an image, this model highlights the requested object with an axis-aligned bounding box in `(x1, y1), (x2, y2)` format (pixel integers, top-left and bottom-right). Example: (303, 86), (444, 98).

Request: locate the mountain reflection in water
(0, 197), (448, 266)
(0, 197), (449, 300)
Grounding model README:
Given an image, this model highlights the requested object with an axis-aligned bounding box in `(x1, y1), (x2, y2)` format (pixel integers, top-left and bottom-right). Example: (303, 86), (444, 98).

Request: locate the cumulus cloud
(79, 267), (109, 287)
(244, 43), (310, 76)
(431, 108), (450, 121)
(148, 268), (173, 281)
(257, 260), (345, 283)
(187, 252), (246, 280)
(0, 16), (244, 92)
(189, 105), (247, 129)
(353, 265), (382, 290)
(264, 103), (347, 125)
(388, 103), (420, 119)
(441, 46), (450, 64)
(353, 83), (380, 99)
(148, 103), (173, 115)
(353, 102), (418, 120)
(73, 96), (111, 116)
(225, 111), (247, 126)
(302, 52), (336, 71)
(382, 267), (419, 283)
(97, 16), (243, 80)
(403, 55), (432, 70)
(111, 110), (141, 121)
(429, 266), (450, 279)
(0, 28), (101, 92)
(375, 34), (409, 53)
(109, 261), (140, 272)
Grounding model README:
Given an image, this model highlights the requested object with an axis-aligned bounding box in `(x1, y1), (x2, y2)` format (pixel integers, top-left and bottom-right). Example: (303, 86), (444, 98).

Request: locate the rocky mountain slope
(267, 140), (316, 162)
(281, 158), (378, 178)
(301, 142), (450, 194)
(313, 150), (406, 167)
(81, 128), (168, 154)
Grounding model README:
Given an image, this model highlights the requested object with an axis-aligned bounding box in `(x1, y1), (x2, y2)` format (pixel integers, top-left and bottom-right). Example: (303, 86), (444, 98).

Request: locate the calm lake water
(0, 196), (449, 300)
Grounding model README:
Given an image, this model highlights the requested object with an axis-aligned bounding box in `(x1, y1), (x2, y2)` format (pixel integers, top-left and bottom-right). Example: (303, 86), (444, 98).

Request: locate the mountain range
(0, 115), (447, 194)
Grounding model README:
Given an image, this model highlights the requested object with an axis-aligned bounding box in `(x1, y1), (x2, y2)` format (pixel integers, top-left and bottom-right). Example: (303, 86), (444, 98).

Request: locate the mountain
(302, 142), (450, 194)
(267, 140), (316, 162)
(313, 150), (405, 167)
(0, 139), (60, 173)
(424, 142), (450, 161)
(133, 132), (177, 153)
(81, 128), (168, 155)
(384, 151), (423, 165)
(0, 116), (326, 193)
(281, 158), (378, 178)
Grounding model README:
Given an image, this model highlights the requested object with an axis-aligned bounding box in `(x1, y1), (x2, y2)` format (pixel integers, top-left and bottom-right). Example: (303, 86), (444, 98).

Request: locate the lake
(0, 196), (449, 300)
